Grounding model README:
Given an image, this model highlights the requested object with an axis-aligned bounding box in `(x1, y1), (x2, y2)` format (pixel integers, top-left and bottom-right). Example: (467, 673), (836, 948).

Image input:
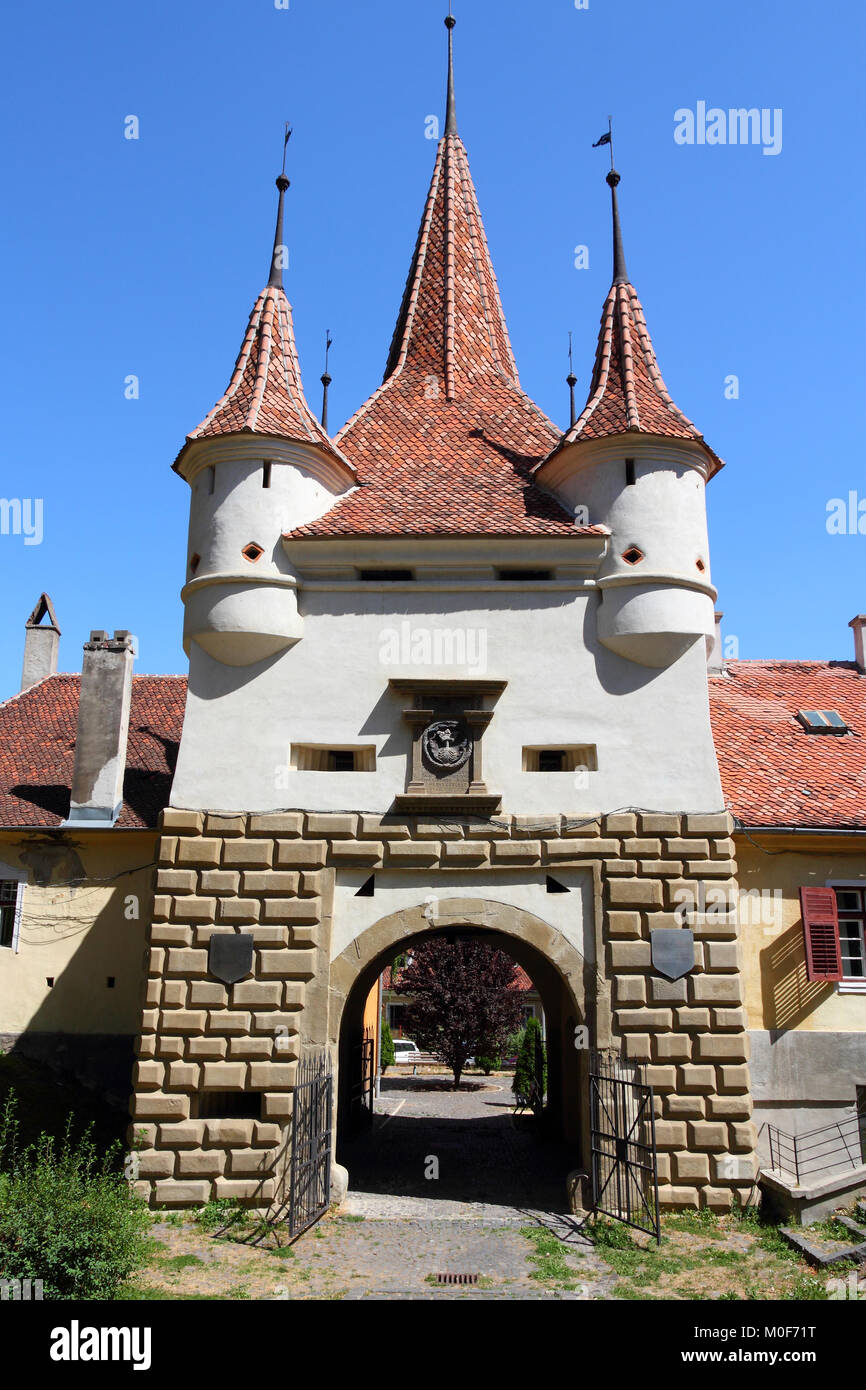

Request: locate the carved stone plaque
(422, 718), (472, 773)
(650, 928), (695, 981)
(209, 932), (254, 985)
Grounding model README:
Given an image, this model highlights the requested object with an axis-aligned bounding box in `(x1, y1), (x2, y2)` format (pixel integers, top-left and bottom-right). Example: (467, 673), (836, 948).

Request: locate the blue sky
(1, 0), (864, 683)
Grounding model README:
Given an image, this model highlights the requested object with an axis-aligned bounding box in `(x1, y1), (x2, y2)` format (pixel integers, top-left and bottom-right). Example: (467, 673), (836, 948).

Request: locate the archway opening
(334, 923), (591, 1214)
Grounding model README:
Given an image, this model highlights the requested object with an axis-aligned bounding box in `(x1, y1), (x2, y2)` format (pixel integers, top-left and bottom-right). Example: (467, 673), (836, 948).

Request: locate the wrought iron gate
(287, 1050), (333, 1238)
(589, 1051), (660, 1243)
(349, 1027), (375, 1130)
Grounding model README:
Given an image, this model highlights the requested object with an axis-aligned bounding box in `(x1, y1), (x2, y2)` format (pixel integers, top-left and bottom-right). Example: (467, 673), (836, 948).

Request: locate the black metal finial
(320, 330), (333, 432)
(567, 331), (577, 428)
(444, 7), (458, 136)
(606, 166), (629, 286)
(269, 125), (292, 289)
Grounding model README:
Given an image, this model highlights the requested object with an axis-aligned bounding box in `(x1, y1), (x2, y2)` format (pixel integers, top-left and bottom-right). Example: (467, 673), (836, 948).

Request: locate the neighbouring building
(0, 15), (863, 1215)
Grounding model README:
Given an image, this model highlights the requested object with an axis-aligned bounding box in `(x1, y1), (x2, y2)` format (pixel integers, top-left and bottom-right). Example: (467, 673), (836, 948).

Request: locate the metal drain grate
(435, 1272), (479, 1285)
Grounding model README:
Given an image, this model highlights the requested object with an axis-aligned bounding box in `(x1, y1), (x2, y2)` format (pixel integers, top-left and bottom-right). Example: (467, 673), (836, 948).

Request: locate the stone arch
(330, 897), (597, 1166)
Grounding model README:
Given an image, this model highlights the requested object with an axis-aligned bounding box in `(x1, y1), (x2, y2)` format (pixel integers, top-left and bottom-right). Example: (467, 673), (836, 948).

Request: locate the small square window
(796, 710), (849, 735)
(327, 750), (356, 772)
(538, 750), (566, 772)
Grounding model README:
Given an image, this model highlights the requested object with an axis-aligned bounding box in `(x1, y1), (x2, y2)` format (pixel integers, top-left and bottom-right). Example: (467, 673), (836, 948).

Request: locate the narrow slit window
(625, 458), (636, 486)
(0, 880), (21, 950)
(498, 569), (553, 582)
(358, 569), (413, 582)
(262, 462), (272, 489)
(207, 466), (215, 496)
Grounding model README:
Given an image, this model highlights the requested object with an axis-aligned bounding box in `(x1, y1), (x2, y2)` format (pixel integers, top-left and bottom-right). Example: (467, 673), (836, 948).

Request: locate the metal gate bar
(589, 1050), (660, 1243)
(287, 1050), (333, 1238)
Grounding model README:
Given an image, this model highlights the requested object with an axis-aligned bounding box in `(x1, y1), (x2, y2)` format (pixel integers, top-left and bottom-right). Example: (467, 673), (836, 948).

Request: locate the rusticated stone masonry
(129, 808), (757, 1212)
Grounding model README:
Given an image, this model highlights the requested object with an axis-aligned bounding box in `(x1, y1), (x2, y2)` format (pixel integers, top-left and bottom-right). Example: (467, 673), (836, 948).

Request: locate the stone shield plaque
(209, 932), (254, 985)
(650, 927), (695, 981)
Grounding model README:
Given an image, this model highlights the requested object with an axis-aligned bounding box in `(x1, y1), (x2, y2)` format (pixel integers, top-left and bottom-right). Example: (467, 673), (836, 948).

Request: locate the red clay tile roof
(0, 674), (186, 830)
(2, 662), (864, 832)
(174, 285), (351, 474)
(537, 279), (723, 477)
(709, 660), (866, 829)
(287, 135), (585, 539)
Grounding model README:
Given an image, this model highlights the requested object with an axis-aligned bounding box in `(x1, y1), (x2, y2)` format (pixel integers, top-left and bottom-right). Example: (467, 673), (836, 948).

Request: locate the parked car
(392, 1039), (422, 1059)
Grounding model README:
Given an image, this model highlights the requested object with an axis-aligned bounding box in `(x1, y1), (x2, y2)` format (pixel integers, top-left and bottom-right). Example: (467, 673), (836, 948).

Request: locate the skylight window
(795, 710), (849, 735)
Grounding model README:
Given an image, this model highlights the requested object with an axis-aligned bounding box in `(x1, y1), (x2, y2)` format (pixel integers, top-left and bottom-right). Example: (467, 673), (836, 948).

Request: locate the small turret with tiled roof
(288, 12), (590, 540)
(174, 131), (351, 478)
(538, 162), (722, 478)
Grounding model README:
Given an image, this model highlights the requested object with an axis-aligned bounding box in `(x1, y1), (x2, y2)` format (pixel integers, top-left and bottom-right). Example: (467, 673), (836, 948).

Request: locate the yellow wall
(736, 833), (866, 1033)
(0, 831), (156, 1035)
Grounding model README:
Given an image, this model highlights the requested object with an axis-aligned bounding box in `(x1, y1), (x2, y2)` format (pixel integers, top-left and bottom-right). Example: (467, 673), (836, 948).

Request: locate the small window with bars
(0, 880), (22, 950)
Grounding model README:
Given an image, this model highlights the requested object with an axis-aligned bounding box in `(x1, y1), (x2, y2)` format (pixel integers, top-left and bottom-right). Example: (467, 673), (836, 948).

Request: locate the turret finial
(593, 118), (628, 285)
(566, 331), (577, 428)
(268, 124), (292, 289)
(320, 331), (333, 432)
(444, 6), (458, 136)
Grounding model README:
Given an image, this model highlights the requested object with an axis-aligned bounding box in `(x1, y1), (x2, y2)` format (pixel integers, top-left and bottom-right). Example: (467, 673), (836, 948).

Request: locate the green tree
(380, 1015), (395, 1072)
(512, 1016), (546, 1102)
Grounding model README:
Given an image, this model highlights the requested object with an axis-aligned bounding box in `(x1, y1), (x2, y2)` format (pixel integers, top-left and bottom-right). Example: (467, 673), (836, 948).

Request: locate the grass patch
(521, 1226), (581, 1290)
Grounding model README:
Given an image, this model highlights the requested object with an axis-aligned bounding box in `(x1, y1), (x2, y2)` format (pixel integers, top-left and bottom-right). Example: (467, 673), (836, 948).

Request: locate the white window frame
(826, 880), (866, 994)
(0, 865), (26, 954)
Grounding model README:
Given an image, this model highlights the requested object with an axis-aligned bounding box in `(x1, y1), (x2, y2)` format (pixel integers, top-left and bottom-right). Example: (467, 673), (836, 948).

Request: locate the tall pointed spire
(173, 132), (354, 477)
(444, 8), (458, 136)
(534, 158), (722, 477)
(268, 126), (292, 288)
(607, 169), (629, 286)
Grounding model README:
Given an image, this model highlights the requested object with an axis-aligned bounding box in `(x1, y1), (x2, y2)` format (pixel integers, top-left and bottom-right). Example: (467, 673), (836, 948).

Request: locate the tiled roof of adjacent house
(0, 674), (186, 830)
(285, 131), (585, 539)
(1, 661), (863, 831)
(709, 660), (866, 829)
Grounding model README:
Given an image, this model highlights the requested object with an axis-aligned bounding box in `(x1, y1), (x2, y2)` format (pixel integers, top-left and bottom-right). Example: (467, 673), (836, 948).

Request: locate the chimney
(21, 593), (60, 691)
(850, 614), (866, 673)
(707, 610), (725, 674)
(64, 630), (136, 827)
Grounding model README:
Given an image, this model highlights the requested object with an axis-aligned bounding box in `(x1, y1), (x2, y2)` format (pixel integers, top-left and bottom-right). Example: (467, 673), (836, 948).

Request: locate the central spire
(445, 9), (458, 136)
(607, 169), (629, 285)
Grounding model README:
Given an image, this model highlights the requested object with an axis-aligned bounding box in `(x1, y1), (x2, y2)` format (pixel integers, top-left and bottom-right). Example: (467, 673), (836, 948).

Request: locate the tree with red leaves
(395, 938), (526, 1089)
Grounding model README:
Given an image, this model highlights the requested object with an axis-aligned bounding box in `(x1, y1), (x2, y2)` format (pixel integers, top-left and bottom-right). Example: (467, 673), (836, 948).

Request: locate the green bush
(380, 1016), (395, 1072)
(0, 1092), (150, 1300)
(476, 1054), (500, 1075)
(512, 1017), (546, 1098)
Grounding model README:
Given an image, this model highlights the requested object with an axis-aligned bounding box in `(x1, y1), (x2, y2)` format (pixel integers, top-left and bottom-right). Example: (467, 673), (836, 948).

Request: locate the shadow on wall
(760, 922), (834, 1030)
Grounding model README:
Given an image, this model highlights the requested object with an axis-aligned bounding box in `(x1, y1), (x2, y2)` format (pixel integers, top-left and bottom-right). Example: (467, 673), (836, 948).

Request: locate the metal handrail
(767, 1103), (866, 1184)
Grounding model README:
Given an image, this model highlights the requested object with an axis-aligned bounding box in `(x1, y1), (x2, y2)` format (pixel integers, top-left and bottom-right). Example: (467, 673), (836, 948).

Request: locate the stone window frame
(388, 678), (506, 814)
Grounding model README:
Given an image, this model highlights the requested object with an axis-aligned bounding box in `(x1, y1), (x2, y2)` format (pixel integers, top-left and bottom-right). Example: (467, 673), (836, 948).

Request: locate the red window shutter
(799, 887), (843, 981)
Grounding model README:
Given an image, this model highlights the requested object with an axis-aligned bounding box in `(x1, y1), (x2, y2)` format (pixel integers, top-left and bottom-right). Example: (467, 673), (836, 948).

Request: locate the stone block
(684, 813), (732, 835)
(233, 981), (282, 1007)
(157, 869), (197, 893)
(276, 840), (327, 868)
(189, 981), (228, 1007)
(134, 1061), (163, 1090)
(261, 898), (320, 923)
(695, 1033), (749, 1062)
(162, 980), (187, 1008)
(358, 814), (411, 840)
(176, 838), (222, 867)
(678, 1064), (716, 1092)
(617, 1008), (672, 1031)
(201, 1062), (247, 1090)
(158, 836), (179, 865)
(157, 1120), (205, 1147)
(243, 871), (299, 895)
(623, 1034), (651, 1061)
(654, 1120), (688, 1149)
(385, 842), (441, 865)
(673, 1151), (710, 1183)
(623, 838), (663, 857)
(249, 1062), (298, 1090)
(177, 1149), (225, 1177)
(250, 926), (290, 946)
(152, 897), (172, 923)
(491, 841), (541, 863)
(214, 1178), (275, 1202)
(664, 1094), (705, 1119)
(687, 1121), (728, 1151)
(665, 838), (710, 859)
(228, 1148), (274, 1176)
(609, 941), (652, 969)
(132, 1093), (189, 1119)
(686, 859), (738, 879)
(607, 912), (643, 938)
(328, 840), (383, 864)
(690, 974), (743, 1005)
(644, 1065), (677, 1091)
(154, 1180), (212, 1206)
(218, 898), (261, 924)
(254, 1122), (283, 1147)
(229, 1036), (275, 1060)
(166, 948), (208, 977)
(305, 813), (357, 838)
(206, 1011), (251, 1034)
(709, 837), (737, 859)
(711, 1008), (747, 1031)
(729, 1121), (757, 1152)
(607, 878), (663, 907)
(205, 814), (246, 837)
(138, 1150), (175, 1178)
(615, 974), (647, 1003)
(604, 860), (639, 875)
(639, 814), (681, 834)
(162, 809), (205, 833)
(649, 977), (687, 1003)
(702, 1187), (735, 1211)
(299, 871), (325, 897)
(604, 813), (636, 835)
(706, 1095), (751, 1120)
(258, 948), (317, 979)
(705, 941), (740, 972)
(222, 839), (274, 868)
(149, 947), (165, 974)
(676, 1008), (711, 1030)
(167, 1062), (200, 1089)
(262, 1093), (294, 1119)
(718, 1064), (751, 1092)
(249, 813), (304, 835)
(155, 1036), (185, 1060)
(200, 870), (241, 895)
(442, 841), (490, 864)
(150, 924), (193, 947)
(653, 1033), (691, 1062)
(187, 1037), (227, 1059)
(161, 1008), (207, 1033)
(546, 838), (618, 858)
(711, 1154), (756, 1183)
(205, 1120), (255, 1145)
